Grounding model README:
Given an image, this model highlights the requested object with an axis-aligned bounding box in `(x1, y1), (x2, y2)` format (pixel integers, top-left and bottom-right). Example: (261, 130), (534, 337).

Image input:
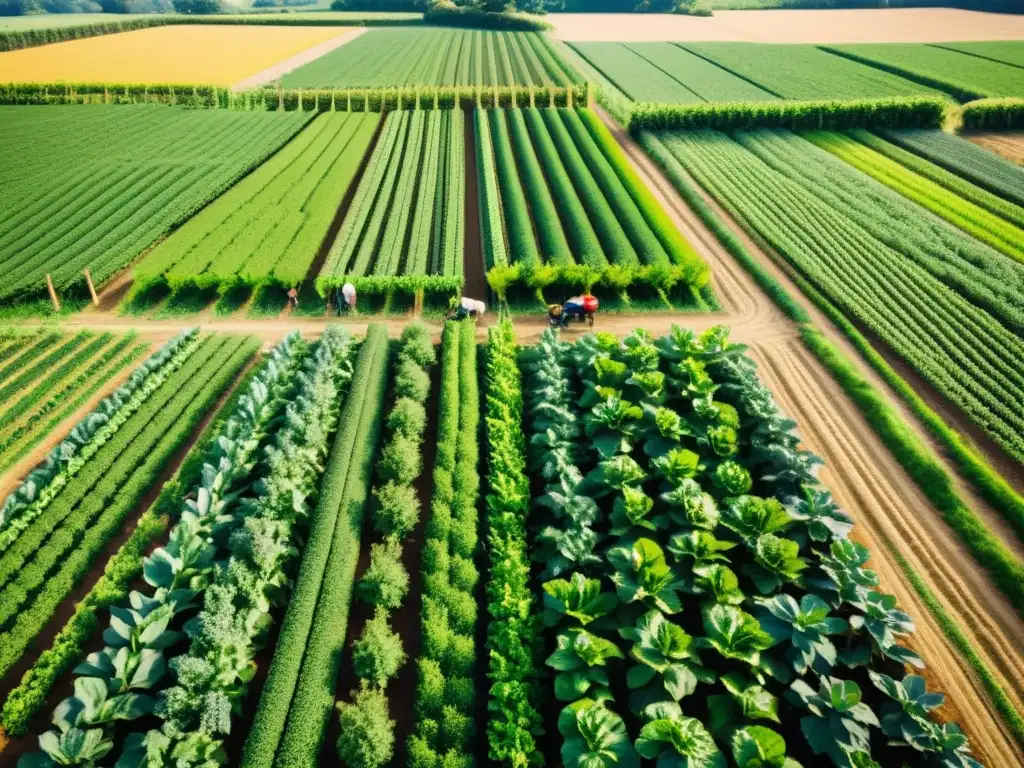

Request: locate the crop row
(18, 330), (323, 765)
(484, 107), (710, 304)
(281, 28), (581, 89)
(806, 130), (1024, 264)
(521, 325), (982, 767)
(0, 334), (256, 685)
(475, 109), (509, 272)
(133, 112), (376, 298)
(318, 110), (465, 304)
(242, 325), (389, 768)
(482, 320), (544, 766)
(334, 323), (437, 768)
(883, 127), (1024, 210)
(408, 319), (481, 768)
(644, 128), (1024, 464)
(0, 106), (312, 306)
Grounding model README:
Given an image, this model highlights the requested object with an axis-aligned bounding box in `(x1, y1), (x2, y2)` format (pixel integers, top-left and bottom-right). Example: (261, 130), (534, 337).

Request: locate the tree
(336, 683), (395, 768)
(172, 0), (221, 13)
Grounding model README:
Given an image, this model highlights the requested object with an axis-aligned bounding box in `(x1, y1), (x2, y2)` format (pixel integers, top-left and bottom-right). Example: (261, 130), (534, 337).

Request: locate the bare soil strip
(231, 28), (366, 92)
(966, 131), (1024, 166)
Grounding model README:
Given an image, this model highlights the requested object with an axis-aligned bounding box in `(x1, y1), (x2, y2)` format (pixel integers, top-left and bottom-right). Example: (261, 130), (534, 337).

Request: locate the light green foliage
(353, 609), (407, 687)
(335, 683), (396, 768)
(357, 539), (410, 610)
(0, 106), (311, 305)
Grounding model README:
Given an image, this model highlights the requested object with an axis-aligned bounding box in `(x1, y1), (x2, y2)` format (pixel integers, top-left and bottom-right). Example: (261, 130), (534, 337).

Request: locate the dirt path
(231, 28), (366, 92)
(593, 108), (1024, 765)
(965, 131), (1024, 166)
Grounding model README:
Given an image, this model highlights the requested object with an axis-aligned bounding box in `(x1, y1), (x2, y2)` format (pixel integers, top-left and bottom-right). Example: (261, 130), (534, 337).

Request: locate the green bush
(394, 356), (431, 401)
(444, 676), (475, 710)
(386, 397), (427, 441)
(417, 658), (447, 718)
(335, 682), (396, 768)
(423, 2), (552, 31)
(443, 633), (476, 677)
(399, 323), (437, 370)
(352, 609), (407, 687)
(448, 554), (479, 592)
(439, 705), (474, 752)
(372, 480), (420, 540)
(960, 97), (1024, 130)
(357, 539), (409, 610)
(407, 737), (440, 768)
(375, 433), (423, 485)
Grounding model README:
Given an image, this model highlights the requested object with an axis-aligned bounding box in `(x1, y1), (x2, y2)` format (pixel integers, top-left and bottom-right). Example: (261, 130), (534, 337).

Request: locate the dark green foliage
(372, 481), (421, 539)
(960, 97), (1024, 129)
(394, 354), (432, 402)
(376, 433), (423, 485)
(353, 609), (407, 687)
(424, 4), (552, 31)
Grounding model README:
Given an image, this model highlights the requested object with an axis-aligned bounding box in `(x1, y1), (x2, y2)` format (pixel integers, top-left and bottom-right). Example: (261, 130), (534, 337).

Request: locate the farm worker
(341, 282), (357, 314)
(287, 287), (298, 309)
(459, 297), (486, 322)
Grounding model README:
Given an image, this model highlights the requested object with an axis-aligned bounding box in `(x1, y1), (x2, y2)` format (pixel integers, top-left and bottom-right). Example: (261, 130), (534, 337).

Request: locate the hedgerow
(959, 97), (1024, 129)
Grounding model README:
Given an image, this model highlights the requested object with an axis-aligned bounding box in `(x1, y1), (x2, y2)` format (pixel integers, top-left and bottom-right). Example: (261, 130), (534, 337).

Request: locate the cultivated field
(3, 9), (1024, 768)
(0, 24), (348, 85)
(281, 27), (581, 88)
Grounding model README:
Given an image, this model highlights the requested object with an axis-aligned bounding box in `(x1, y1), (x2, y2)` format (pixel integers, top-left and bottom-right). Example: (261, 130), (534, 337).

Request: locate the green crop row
(654, 127), (1024, 464)
(806, 130), (1024, 264)
(851, 129), (1024, 229)
(0, 335), (255, 684)
(883, 127), (1024, 209)
(242, 326), (389, 768)
(0, 332), (60, 386)
(487, 108), (542, 271)
(475, 109), (510, 272)
(0, 331), (90, 407)
(483, 320), (543, 766)
(628, 96), (947, 131)
(408, 320), (481, 768)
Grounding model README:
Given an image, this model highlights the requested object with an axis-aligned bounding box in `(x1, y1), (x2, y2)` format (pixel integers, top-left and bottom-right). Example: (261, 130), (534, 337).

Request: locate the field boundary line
(232, 28), (368, 92)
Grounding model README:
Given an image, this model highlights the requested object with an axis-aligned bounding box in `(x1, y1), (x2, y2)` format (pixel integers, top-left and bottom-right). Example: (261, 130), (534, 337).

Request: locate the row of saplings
(522, 327), (981, 768)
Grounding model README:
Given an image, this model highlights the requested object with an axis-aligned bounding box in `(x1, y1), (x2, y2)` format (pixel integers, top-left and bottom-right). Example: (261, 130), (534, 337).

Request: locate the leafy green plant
(558, 699), (638, 768)
(352, 609), (406, 688)
(621, 610), (714, 710)
(335, 683), (395, 768)
(542, 573), (617, 628)
(635, 714), (726, 768)
(787, 677), (879, 767)
(547, 628), (624, 702)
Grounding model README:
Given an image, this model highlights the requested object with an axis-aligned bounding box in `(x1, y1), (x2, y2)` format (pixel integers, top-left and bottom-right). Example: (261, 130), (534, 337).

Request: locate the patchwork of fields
(2, 12), (1024, 768)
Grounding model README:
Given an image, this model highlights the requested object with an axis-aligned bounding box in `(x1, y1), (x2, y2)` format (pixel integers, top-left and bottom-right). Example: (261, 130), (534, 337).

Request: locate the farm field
(0, 105), (312, 308)
(318, 109), (465, 308)
(570, 41), (778, 103)
(0, 329), (147, 478)
(642, 127), (1024, 465)
(0, 24), (347, 85)
(824, 43), (1024, 100)
(133, 111), (377, 304)
(281, 27), (581, 88)
(935, 41), (1024, 69)
(967, 130), (1024, 165)
(481, 106), (710, 304)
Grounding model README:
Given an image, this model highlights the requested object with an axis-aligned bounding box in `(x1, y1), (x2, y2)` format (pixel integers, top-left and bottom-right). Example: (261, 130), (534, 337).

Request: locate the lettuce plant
(558, 699), (638, 768)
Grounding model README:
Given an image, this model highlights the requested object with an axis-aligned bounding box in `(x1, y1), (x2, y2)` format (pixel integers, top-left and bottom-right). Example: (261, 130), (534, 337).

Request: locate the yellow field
(0, 25), (348, 85)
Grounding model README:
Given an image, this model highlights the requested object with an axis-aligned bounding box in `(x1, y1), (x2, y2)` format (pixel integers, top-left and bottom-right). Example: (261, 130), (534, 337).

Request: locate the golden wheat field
(0, 24), (348, 85)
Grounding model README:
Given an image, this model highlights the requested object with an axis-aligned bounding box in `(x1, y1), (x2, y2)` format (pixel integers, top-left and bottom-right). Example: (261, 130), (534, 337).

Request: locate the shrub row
(0, 14), (422, 53)
(336, 323), (436, 768)
(408, 320), (481, 768)
(960, 97), (1024, 130)
(242, 325), (390, 768)
(628, 96), (948, 131)
(0, 83), (589, 110)
(0, 336), (256, 685)
(482, 320), (543, 766)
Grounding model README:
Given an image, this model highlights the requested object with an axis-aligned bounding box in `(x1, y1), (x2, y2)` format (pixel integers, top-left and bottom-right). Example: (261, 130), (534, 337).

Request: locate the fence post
(83, 269), (99, 306)
(46, 274), (61, 313)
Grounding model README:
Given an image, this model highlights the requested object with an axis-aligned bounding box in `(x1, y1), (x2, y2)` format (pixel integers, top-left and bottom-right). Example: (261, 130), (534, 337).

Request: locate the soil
(548, 8), (1024, 43)
(965, 131), (1024, 166)
(231, 28), (367, 92)
(462, 108), (489, 303)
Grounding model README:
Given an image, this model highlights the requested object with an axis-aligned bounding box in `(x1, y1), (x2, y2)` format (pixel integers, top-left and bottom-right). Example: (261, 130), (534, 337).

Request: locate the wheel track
(751, 337), (1024, 767)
